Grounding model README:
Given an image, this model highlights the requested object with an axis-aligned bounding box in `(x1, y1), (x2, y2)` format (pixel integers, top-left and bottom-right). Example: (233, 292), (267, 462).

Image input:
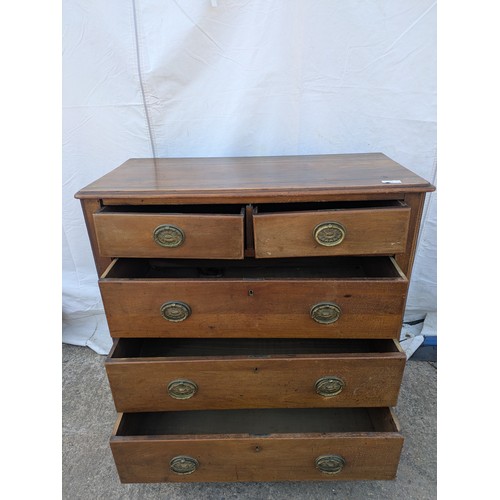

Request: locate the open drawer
(93, 204), (245, 259)
(106, 338), (406, 412)
(110, 407), (404, 483)
(99, 256), (408, 339)
(253, 200), (410, 258)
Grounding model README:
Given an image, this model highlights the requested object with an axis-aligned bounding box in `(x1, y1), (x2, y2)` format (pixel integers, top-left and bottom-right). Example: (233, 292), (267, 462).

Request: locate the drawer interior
(115, 408), (399, 436)
(255, 200), (406, 214)
(109, 338), (401, 359)
(98, 204), (244, 215)
(103, 256), (405, 280)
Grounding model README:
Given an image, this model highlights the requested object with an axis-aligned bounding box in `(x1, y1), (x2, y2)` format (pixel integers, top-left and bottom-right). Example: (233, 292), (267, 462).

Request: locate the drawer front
(110, 409), (403, 483)
(93, 212), (244, 259)
(100, 279), (407, 339)
(112, 435), (403, 483)
(106, 339), (405, 412)
(253, 206), (410, 258)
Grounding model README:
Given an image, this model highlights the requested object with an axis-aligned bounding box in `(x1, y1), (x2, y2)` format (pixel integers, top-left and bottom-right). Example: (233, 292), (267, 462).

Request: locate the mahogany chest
(76, 153), (434, 482)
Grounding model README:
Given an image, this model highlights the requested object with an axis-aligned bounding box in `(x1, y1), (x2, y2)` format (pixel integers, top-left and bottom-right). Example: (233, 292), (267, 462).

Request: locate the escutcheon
(160, 301), (192, 322)
(310, 303), (342, 324)
(153, 224), (185, 247)
(315, 455), (346, 474)
(168, 379), (198, 400)
(315, 376), (345, 397)
(170, 456), (199, 475)
(313, 222), (346, 246)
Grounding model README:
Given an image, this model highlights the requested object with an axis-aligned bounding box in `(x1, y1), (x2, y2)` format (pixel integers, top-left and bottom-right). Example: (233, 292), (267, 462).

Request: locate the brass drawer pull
(315, 455), (346, 474)
(315, 376), (345, 397)
(168, 379), (198, 399)
(313, 222), (346, 246)
(153, 224), (185, 247)
(310, 303), (342, 324)
(170, 456), (199, 475)
(160, 301), (191, 322)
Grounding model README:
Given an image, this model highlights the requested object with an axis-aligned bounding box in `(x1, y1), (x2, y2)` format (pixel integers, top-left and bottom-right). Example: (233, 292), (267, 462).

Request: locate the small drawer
(106, 338), (406, 412)
(99, 256), (408, 339)
(110, 407), (403, 483)
(253, 200), (410, 258)
(93, 205), (245, 259)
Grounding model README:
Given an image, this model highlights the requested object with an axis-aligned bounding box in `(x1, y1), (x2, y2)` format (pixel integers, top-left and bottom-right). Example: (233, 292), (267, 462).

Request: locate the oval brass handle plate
(315, 455), (346, 474)
(168, 379), (198, 400)
(153, 224), (185, 247)
(313, 222), (346, 246)
(310, 303), (342, 324)
(160, 301), (191, 322)
(315, 376), (345, 397)
(170, 456), (199, 475)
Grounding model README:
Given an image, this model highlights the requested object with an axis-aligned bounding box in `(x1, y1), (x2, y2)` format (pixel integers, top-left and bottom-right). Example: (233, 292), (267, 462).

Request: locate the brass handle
(315, 455), (346, 474)
(315, 376), (345, 397)
(170, 456), (199, 475)
(168, 379), (198, 400)
(313, 222), (346, 246)
(153, 224), (185, 247)
(160, 301), (191, 322)
(310, 303), (342, 324)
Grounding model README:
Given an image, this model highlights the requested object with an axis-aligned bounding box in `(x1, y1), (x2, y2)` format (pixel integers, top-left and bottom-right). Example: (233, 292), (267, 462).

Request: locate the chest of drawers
(76, 153), (434, 483)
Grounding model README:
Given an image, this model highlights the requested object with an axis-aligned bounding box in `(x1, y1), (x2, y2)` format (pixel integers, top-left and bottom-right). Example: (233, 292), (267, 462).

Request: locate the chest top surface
(75, 153), (434, 202)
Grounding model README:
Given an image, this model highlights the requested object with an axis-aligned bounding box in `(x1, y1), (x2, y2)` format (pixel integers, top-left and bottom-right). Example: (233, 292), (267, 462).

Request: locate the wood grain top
(75, 153), (434, 202)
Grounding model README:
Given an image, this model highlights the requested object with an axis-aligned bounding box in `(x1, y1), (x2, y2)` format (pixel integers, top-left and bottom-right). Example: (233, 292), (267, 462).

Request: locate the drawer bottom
(110, 408), (403, 483)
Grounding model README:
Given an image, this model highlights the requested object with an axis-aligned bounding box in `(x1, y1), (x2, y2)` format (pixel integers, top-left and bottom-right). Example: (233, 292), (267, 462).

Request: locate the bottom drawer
(110, 407), (403, 483)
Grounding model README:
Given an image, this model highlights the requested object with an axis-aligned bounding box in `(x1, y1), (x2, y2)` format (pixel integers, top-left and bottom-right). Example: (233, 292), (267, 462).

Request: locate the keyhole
(248, 289), (254, 297)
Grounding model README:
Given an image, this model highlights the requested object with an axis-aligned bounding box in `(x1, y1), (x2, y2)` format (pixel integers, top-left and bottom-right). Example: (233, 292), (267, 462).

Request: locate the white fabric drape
(63, 0), (437, 353)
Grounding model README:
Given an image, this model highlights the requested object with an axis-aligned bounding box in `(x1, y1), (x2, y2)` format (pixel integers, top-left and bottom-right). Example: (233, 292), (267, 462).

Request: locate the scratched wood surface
(75, 153), (434, 203)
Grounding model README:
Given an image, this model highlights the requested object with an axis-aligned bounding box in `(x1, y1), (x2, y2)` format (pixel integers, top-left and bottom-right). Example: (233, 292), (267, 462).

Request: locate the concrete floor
(62, 344), (436, 499)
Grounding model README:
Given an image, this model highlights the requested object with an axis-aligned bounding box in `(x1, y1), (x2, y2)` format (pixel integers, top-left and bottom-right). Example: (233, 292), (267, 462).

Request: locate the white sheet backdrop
(63, 0), (436, 354)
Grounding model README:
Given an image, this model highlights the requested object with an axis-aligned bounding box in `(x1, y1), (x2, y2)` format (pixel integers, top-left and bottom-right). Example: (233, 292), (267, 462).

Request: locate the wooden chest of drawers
(76, 153), (434, 483)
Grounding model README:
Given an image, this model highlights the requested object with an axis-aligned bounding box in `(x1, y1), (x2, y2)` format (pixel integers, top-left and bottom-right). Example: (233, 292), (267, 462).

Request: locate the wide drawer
(110, 407), (403, 483)
(106, 338), (405, 412)
(253, 200), (410, 258)
(99, 256), (408, 338)
(93, 205), (245, 259)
